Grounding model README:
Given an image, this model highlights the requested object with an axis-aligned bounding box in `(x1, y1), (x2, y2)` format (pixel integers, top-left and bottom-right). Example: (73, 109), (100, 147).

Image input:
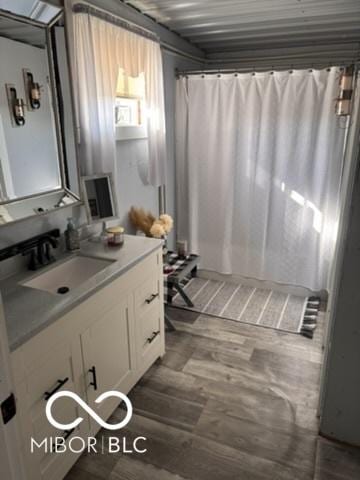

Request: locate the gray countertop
(1, 234), (162, 352)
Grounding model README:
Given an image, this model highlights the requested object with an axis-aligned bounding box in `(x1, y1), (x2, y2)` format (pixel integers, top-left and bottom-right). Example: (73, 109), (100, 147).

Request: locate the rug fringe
(300, 296), (321, 339)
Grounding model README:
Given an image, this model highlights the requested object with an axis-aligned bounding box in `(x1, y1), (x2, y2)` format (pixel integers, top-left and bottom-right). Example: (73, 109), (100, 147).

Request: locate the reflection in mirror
(81, 174), (118, 224)
(0, 10), (80, 225)
(0, 190), (77, 225)
(0, 16), (61, 201)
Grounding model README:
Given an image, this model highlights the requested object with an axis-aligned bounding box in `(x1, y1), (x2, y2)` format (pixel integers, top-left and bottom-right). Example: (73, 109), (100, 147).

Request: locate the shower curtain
(176, 68), (346, 291)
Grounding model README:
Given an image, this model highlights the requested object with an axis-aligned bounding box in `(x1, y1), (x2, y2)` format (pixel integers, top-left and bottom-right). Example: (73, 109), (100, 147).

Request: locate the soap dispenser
(65, 217), (80, 251)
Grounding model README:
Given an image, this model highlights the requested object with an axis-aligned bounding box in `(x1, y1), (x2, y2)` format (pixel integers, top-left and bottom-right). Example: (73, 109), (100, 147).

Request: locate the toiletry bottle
(100, 221), (108, 245)
(65, 217), (80, 251)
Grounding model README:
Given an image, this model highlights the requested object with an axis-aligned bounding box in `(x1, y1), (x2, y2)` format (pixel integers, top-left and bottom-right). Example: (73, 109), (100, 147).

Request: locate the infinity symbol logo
(46, 391), (133, 431)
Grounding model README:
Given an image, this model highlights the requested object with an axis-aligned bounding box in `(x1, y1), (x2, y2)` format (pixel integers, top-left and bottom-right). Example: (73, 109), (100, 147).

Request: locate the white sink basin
(22, 256), (114, 295)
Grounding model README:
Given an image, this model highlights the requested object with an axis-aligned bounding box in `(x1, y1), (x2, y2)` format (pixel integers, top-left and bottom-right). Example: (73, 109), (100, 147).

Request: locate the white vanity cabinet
(10, 247), (165, 480)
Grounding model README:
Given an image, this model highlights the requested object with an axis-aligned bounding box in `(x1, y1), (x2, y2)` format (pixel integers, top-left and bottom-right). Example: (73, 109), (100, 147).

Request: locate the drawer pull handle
(89, 366), (98, 391)
(52, 428), (75, 452)
(44, 377), (69, 400)
(145, 293), (159, 304)
(147, 330), (160, 344)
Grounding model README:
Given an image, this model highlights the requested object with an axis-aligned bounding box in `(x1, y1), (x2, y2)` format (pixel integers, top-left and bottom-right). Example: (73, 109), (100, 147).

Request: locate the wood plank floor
(65, 307), (360, 480)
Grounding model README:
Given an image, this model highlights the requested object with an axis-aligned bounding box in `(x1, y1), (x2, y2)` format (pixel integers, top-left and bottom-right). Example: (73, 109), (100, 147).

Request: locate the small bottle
(100, 221), (108, 245)
(65, 217), (80, 251)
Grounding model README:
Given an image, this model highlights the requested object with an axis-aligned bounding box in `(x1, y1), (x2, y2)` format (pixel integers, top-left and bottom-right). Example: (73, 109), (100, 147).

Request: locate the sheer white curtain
(72, 12), (166, 186)
(176, 68), (346, 291)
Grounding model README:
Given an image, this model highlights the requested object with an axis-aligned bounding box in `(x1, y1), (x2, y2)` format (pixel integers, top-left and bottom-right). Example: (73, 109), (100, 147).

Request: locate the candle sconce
(5, 84), (25, 127)
(23, 69), (41, 110)
(335, 65), (354, 117)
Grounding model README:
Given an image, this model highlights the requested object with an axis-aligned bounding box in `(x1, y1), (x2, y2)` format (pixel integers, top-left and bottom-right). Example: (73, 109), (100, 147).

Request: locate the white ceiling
(125, 0), (360, 60)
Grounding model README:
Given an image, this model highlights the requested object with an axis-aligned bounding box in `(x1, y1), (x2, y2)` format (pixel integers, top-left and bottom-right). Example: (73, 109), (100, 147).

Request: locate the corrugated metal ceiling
(124, 0), (360, 63)
(0, 16), (45, 48)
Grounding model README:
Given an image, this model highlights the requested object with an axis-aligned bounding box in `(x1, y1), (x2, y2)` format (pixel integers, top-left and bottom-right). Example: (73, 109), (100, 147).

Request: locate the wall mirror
(0, 9), (80, 225)
(81, 174), (118, 224)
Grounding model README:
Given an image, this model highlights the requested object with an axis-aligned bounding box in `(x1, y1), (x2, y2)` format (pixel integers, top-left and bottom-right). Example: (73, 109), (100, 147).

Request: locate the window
(115, 70), (147, 140)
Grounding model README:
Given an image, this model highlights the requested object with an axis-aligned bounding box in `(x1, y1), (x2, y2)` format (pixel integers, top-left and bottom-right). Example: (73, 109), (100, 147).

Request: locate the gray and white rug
(171, 277), (319, 338)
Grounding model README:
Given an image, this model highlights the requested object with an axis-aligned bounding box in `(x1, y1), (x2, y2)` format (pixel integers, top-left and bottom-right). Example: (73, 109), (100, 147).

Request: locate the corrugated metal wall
(125, 0), (360, 68)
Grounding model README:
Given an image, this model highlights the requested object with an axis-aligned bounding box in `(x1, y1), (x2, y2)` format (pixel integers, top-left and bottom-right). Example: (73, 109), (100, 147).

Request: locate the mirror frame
(81, 173), (118, 225)
(0, 9), (81, 221)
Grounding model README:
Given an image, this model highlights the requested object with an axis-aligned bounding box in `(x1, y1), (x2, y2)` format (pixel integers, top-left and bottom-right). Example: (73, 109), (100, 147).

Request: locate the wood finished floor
(65, 307), (360, 480)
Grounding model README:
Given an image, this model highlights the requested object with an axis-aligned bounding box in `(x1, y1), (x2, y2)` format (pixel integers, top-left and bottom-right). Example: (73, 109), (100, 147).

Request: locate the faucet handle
(45, 242), (55, 263)
(22, 248), (39, 271)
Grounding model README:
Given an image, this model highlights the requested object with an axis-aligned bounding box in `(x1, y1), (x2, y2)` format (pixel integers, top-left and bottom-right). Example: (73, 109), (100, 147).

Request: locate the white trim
(115, 124), (148, 141)
(0, 295), (25, 479)
(0, 114), (14, 200)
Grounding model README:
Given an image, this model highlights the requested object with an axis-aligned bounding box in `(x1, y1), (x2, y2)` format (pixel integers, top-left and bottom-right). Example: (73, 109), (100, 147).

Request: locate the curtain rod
(176, 63), (357, 77)
(72, 2), (205, 63)
(73, 3), (159, 42)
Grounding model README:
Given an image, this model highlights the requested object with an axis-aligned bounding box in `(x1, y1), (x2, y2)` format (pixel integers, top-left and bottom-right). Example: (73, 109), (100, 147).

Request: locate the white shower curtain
(176, 68), (346, 291)
(71, 11), (167, 186)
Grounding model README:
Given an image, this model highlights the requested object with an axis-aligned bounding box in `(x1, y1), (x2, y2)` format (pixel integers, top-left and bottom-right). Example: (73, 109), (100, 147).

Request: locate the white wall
(115, 138), (158, 232)
(0, 36), (60, 199)
(114, 51), (203, 247)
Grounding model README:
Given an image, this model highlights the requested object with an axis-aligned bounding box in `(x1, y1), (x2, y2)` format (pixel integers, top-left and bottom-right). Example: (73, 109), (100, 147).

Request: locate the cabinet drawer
(135, 271), (160, 315)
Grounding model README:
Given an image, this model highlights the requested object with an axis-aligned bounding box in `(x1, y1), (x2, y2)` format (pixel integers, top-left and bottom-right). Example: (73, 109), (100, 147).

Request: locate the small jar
(106, 226), (125, 246)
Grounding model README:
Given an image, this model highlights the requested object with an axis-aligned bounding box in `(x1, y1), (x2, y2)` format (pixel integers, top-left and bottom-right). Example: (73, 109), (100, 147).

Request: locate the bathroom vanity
(4, 235), (164, 480)
(0, 9), (165, 480)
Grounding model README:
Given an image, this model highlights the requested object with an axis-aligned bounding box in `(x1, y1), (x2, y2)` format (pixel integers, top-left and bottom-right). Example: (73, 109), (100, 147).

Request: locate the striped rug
(171, 277), (319, 337)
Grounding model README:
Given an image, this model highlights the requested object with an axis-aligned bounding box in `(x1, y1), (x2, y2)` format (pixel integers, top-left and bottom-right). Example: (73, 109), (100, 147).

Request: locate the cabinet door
(15, 340), (85, 480)
(81, 297), (135, 429)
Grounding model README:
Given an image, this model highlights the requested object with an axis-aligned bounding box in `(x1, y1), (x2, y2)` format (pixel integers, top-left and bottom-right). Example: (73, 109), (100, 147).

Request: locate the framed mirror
(0, 9), (80, 225)
(81, 174), (118, 224)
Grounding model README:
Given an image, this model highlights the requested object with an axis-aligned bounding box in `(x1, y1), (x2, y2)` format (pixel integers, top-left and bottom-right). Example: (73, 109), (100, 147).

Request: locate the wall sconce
(23, 69), (41, 110)
(335, 65), (354, 116)
(5, 84), (25, 127)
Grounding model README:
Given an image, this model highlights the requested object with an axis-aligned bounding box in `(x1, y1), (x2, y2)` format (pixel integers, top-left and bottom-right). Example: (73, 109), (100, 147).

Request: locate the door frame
(0, 293), (26, 480)
(318, 71), (360, 418)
